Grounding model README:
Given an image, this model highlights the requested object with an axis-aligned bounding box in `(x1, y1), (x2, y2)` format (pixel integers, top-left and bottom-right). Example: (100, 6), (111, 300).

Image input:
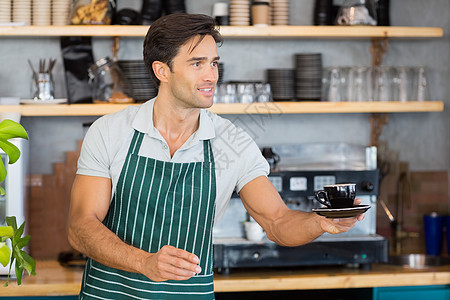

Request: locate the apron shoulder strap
(128, 130), (144, 155)
(203, 140), (214, 165)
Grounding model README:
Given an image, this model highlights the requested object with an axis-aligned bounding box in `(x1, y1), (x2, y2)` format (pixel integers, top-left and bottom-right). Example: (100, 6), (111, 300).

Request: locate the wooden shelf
(0, 25), (443, 38)
(0, 101), (443, 116)
(1, 260), (450, 296)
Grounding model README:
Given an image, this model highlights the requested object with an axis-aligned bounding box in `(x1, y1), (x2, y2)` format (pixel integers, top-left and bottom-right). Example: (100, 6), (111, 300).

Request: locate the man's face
(166, 35), (220, 109)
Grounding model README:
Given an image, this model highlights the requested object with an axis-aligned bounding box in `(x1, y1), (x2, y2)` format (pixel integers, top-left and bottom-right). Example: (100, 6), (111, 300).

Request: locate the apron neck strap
(129, 131), (214, 164)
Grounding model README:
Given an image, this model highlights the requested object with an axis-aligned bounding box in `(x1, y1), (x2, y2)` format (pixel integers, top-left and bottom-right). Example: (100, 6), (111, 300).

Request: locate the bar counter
(1, 260), (449, 297)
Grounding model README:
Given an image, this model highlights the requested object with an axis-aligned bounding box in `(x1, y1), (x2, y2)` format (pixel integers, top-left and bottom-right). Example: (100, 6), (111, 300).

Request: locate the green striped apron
(80, 130), (217, 299)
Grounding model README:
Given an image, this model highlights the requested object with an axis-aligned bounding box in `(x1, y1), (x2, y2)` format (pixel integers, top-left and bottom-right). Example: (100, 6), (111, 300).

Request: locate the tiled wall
(377, 164), (449, 256)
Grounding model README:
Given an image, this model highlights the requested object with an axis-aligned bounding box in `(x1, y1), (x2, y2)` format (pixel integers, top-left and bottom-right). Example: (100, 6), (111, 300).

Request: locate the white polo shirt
(77, 98), (270, 222)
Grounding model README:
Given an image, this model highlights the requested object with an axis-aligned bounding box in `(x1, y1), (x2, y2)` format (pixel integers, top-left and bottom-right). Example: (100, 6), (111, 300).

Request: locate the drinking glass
(324, 67), (344, 102)
(220, 83), (237, 104)
(213, 84), (221, 104)
(392, 66), (412, 102)
(255, 83), (273, 103)
(33, 72), (54, 101)
(371, 66), (393, 102)
(347, 66), (371, 102)
(411, 66), (428, 102)
(237, 83), (255, 103)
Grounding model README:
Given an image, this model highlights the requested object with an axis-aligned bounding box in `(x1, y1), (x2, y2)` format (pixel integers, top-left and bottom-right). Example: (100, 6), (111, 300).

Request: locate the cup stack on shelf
(12, 0), (32, 24)
(266, 69), (296, 101)
(229, 0), (250, 26)
(271, 0), (290, 25)
(52, 0), (72, 25)
(295, 53), (323, 101)
(118, 60), (158, 103)
(8, 0), (72, 25)
(0, 0), (12, 23)
(33, 0), (51, 26)
(218, 63), (224, 84)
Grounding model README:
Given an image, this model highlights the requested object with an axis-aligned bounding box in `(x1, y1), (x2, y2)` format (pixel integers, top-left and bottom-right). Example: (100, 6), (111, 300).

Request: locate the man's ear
(152, 61), (169, 83)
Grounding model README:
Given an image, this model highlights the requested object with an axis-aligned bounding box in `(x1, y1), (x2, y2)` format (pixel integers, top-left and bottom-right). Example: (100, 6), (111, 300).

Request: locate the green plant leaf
(16, 235), (31, 249)
(0, 119), (28, 191)
(20, 250), (35, 276)
(15, 262), (23, 286)
(0, 140), (20, 165)
(0, 226), (13, 238)
(0, 120), (33, 287)
(0, 119), (28, 140)
(0, 242), (11, 267)
(5, 216), (17, 231)
(2, 219), (36, 286)
(0, 156), (6, 184)
(13, 221), (25, 242)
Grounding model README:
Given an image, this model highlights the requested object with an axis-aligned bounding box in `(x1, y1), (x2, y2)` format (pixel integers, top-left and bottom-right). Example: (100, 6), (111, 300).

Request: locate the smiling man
(68, 14), (364, 299)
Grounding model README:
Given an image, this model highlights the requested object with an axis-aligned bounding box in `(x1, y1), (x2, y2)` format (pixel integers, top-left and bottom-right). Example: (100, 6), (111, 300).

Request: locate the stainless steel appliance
(213, 143), (388, 273)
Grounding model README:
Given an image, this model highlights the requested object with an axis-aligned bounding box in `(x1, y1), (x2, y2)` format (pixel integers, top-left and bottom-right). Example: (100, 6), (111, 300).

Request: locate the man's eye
(193, 62), (200, 67)
(211, 61), (218, 67)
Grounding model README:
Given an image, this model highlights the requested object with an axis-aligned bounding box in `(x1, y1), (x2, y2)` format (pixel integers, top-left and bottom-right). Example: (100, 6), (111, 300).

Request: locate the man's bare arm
(68, 174), (201, 281)
(238, 176), (363, 247)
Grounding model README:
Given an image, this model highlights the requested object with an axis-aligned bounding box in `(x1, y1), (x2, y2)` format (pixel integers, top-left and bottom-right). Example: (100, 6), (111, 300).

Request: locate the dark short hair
(143, 13), (223, 87)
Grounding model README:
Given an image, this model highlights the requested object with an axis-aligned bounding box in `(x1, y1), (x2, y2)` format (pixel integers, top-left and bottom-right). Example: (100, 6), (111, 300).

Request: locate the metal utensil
(47, 58), (56, 73)
(40, 59), (46, 73)
(28, 59), (38, 83)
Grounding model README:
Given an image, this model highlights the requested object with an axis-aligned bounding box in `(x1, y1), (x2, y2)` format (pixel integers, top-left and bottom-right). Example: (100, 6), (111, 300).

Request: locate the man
(68, 13), (364, 299)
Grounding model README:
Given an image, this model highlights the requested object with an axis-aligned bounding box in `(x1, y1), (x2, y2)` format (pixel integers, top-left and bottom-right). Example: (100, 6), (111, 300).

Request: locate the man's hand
(319, 198), (366, 235)
(142, 245), (201, 282)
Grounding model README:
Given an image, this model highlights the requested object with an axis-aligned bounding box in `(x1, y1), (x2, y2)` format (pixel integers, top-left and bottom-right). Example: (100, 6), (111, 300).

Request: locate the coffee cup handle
(315, 190), (332, 208)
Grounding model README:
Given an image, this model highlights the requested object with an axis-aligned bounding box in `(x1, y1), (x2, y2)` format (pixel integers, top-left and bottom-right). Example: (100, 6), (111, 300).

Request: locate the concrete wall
(0, 0), (448, 182)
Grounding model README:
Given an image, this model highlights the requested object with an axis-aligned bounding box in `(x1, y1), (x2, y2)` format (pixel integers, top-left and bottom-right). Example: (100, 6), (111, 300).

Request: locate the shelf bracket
(111, 36), (120, 60)
(370, 35), (389, 66)
(369, 113), (389, 147)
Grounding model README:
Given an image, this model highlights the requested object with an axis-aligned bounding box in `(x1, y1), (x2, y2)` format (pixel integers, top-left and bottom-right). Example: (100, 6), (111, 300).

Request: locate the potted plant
(0, 119), (35, 287)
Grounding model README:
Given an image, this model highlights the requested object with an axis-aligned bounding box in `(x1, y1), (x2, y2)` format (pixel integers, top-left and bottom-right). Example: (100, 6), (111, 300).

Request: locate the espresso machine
(213, 143), (388, 273)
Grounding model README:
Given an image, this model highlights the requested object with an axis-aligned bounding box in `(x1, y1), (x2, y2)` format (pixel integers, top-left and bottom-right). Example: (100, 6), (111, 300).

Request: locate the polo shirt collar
(132, 98), (216, 141)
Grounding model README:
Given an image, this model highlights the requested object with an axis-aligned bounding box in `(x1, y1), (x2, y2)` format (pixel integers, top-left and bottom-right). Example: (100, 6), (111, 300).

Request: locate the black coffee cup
(314, 183), (356, 209)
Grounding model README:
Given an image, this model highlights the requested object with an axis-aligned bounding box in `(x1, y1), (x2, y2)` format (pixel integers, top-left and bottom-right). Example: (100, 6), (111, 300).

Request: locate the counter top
(1, 260), (449, 296)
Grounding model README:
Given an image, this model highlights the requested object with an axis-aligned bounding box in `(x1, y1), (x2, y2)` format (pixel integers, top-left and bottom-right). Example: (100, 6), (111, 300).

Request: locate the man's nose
(204, 65), (218, 82)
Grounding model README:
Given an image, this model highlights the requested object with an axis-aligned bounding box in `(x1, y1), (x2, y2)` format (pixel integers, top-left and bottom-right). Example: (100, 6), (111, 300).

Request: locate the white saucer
(20, 98), (67, 105)
(312, 205), (371, 218)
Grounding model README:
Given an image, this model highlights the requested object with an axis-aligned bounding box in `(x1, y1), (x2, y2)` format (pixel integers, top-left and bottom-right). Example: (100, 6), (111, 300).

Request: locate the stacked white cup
(12, 0), (32, 25)
(33, 0), (51, 25)
(0, 0), (12, 23)
(52, 0), (72, 25)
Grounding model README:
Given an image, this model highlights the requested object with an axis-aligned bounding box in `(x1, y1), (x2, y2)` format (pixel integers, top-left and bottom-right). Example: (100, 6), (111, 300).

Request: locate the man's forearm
(68, 215), (150, 274)
(267, 210), (326, 247)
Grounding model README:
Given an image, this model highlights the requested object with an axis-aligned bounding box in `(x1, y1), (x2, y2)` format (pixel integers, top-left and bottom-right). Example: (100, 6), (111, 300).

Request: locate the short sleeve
(211, 116), (270, 193)
(235, 138), (270, 192)
(77, 117), (111, 178)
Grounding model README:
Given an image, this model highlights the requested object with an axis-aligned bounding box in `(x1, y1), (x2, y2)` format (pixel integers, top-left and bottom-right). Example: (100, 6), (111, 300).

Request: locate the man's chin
(203, 101), (214, 109)
(198, 97), (214, 109)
